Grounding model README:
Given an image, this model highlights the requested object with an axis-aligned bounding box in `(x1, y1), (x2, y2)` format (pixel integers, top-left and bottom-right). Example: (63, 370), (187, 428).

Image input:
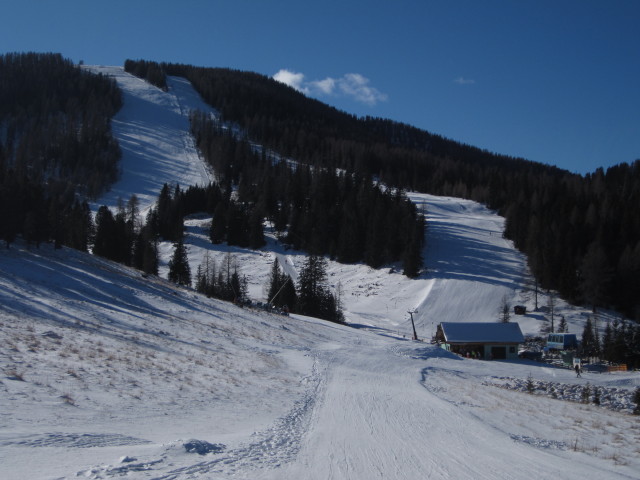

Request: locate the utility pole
(408, 310), (418, 341)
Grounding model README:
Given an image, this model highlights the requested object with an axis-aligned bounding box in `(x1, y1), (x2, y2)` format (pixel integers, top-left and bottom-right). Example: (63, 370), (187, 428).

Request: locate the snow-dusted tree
(168, 239), (191, 287)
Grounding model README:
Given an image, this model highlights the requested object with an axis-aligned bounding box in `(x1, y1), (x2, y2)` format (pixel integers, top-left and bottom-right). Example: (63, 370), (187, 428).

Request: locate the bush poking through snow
(526, 374), (535, 394)
(581, 383), (591, 404)
(183, 439), (226, 455)
(5, 369), (25, 381)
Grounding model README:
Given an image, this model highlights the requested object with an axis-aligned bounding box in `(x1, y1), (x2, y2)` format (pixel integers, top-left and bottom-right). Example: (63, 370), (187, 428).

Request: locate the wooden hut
(436, 322), (524, 360)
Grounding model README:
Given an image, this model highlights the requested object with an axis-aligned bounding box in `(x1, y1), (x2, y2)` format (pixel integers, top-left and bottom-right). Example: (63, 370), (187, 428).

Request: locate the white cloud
(273, 69), (307, 92)
(273, 69), (387, 106)
(453, 76), (476, 85)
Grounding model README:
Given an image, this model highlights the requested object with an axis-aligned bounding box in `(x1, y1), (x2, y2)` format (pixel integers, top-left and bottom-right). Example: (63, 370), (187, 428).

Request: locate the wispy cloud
(273, 69), (388, 106)
(453, 76), (476, 85)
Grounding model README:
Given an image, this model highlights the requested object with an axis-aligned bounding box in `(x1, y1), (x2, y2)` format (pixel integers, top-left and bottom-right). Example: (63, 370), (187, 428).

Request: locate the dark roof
(440, 322), (524, 344)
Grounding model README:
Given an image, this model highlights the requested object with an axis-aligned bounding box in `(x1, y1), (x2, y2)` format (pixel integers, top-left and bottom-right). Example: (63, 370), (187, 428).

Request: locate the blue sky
(2, 0), (638, 174)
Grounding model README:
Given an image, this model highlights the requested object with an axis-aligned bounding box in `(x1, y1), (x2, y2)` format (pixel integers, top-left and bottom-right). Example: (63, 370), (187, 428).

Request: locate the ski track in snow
(77, 355), (329, 480)
(0, 433), (152, 449)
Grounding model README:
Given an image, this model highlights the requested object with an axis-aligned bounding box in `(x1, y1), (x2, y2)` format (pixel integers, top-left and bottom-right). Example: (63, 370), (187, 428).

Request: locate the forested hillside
(127, 60), (640, 319)
(0, 55), (637, 320)
(0, 52), (122, 249)
(125, 60), (426, 277)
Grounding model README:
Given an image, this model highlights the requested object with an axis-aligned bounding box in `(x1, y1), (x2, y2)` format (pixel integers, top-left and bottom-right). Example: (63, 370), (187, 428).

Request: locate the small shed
(513, 305), (526, 315)
(436, 322), (524, 360)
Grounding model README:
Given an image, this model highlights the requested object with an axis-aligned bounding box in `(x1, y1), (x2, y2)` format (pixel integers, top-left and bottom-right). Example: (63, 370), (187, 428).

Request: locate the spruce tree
(267, 258), (286, 305)
(580, 316), (598, 357)
(210, 202), (227, 244)
(558, 315), (567, 334)
(266, 258), (297, 310)
(297, 255), (343, 323)
(93, 206), (117, 259)
(168, 239), (191, 287)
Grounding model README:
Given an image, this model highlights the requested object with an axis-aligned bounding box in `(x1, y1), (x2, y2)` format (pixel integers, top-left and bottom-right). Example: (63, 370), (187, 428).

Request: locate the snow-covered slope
(1, 67), (639, 479)
(2, 242), (639, 479)
(85, 66), (215, 214)
(83, 66), (598, 337)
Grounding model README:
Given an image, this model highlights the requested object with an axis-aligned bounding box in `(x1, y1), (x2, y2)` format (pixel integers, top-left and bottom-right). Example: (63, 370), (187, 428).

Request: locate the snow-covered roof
(440, 322), (524, 344)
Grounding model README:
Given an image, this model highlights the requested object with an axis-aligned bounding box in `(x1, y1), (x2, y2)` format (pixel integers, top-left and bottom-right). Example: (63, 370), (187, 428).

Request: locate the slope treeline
(124, 59), (167, 91)
(124, 59), (425, 276)
(126, 60), (640, 319)
(0, 52), (122, 249)
(190, 113), (425, 276)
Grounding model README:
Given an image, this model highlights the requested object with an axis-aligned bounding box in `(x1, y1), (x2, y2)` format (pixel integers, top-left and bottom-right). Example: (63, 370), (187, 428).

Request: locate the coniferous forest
(0, 52), (122, 250)
(141, 60), (640, 320)
(1, 54), (640, 325)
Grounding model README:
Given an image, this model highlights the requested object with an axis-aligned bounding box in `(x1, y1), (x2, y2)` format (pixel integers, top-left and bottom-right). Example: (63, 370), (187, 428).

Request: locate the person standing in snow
(574, 364), (581, 377)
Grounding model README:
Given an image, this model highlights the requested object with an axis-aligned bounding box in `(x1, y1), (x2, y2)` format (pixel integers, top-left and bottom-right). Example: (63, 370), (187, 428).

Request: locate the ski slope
(1, 67), (639, 479)
(85, 66), (215, 214)
(1, 243), (638, 479)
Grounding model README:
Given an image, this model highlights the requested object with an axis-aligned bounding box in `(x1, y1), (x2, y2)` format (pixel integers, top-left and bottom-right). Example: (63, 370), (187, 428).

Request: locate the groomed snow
(1, 67), (638, 479)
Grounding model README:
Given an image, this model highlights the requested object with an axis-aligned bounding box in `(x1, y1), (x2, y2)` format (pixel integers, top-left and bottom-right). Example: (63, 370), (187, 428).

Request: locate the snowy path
(268, 337), (630, 480)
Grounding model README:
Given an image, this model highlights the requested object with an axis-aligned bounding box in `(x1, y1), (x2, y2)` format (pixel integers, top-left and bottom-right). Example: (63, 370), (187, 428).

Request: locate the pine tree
(93, 206), (117, 259)
(526, 374), (535, 394)
(266, 258), (297, 310)
(267, 258), (286, 304)
(402, 213), (424, 278)
(248, 206), (265, 249)
(168, 239), (191, 287)
(580, 316), (598, 357)
(210, 202), (227, 244)
(296, 255), (343, 323)
(580, 242), (612, 312)
(558, 315), (567, 334)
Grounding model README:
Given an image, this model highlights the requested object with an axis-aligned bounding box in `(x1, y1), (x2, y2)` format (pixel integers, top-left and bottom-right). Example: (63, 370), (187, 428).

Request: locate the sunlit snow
(1, 67), (638, 480)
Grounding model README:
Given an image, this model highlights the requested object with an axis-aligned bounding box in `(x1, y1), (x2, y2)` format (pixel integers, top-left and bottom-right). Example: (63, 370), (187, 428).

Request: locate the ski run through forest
(1, 66), (639, 480)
